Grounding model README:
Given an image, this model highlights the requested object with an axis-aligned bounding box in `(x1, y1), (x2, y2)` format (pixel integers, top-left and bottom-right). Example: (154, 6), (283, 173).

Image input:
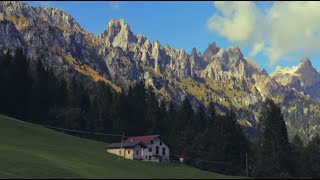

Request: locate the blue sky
(25, 1), (320, 73)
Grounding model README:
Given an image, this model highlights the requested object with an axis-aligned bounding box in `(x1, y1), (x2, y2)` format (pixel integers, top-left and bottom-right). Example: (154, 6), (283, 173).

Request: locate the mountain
(271, 58), (320, 101)
(1, 1), (320, 141)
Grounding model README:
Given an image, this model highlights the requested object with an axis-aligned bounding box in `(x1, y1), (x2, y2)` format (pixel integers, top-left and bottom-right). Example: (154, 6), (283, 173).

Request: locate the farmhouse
(107, 135), (170, 162)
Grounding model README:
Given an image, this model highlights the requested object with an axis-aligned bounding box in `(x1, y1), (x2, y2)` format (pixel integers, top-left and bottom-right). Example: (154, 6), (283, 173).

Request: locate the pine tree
(207, 101), (216, 125)
(174, 97), (194, 162)
(29, 61), (62, 124)
(118, 89), (131, 134)
(176, 97), (194, 130)
(159, 99), (169, 138)
(194, 103), (207, 131)
(252, 98), (292, 178)
(54, 77), (68, 107)
(290, 134), (305, 178)
(202, 108), (249, 176)
(167, 102), (177, 148)
(8, 49), (33, 119)
(110, 92), (121, 133)
(47, 68), (58, 108)
(145, 85), (161, 134)
(0, 51), (12, 114)
(303, 134), (320, 178)
(93, 81), (113, 133)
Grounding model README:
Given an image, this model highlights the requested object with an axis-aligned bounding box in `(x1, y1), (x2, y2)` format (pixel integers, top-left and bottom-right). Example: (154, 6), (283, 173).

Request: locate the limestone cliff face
(1, 1), (320, 141)
(0, 1), (109, 77)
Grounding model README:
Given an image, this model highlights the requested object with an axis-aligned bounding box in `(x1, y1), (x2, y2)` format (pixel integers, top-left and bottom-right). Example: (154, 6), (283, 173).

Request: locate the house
(107, 135), (170, 162)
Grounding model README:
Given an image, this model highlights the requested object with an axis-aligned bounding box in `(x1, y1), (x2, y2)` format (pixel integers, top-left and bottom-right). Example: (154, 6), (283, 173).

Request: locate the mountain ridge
(1, 1), (320, 141)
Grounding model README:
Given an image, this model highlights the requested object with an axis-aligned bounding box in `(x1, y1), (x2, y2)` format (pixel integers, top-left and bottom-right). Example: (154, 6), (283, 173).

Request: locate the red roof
(123, 135), (160, 144)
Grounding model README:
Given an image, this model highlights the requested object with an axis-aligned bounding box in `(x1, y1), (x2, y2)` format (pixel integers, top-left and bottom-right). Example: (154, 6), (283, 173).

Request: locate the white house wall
(142, 137), (170, 162)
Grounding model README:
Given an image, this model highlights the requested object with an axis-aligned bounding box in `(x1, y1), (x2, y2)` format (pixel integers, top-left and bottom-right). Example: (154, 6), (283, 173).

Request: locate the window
(156, 146), (159, 155)
(119, 150), (122, 155)
(146, 156), (147, 159)
(149, 156), (151, 160)
(148, 147), (152, 152)
(136, 150), (139, 155)
(151, 140), (153, 144)
(160, 141), (162, 146)
(162, 147), (166, 155)
(127, 150), (130, 154)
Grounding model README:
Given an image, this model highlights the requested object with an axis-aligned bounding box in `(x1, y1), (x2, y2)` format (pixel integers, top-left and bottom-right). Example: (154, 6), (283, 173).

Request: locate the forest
(0, 49), (319, 178)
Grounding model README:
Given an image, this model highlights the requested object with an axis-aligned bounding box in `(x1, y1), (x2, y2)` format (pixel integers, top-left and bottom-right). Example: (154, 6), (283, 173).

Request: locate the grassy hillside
(0, 114), (245, 179)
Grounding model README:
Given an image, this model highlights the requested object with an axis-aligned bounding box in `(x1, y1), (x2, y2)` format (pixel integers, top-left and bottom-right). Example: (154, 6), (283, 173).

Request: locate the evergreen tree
(117, 81), (146, 136)
(174, 97), (194, 162)
(0, 51), (12, 114)
(64, 77), (90, 130)
(303, 134), (320, 178)
(159, 99), (169, 138)
(54, 77), (68, 107)
(93, 81), (113, 133)
(118, 89), (131, 134)
(167, 102), (177, 148)
(290, 134), (305, 178)
(145, 85), (161, 134)
(28, 59), (51, 123)
(47, 68), (58, 107)
(203, 108), (249, 176)
(252, 98), (292, 178)
(176, 97), (194, 130)
(207, 101), (216, 125)
(110, 92), (121, 133)
(194, 103), (207, 132)
(8, 49), (33, 119)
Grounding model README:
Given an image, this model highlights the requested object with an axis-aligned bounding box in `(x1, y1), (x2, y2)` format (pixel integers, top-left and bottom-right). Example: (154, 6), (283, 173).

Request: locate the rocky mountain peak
(0, 1), (31, 18)
(100, 19), (136, 50)
(107, 19), (131, 34)
(203, 42), (220, 62)
(0, 1), (87, 34)
(153, 40), (160, 48)
(227, 46), (244, 59)
(179, 48), (185, 55)
(136, 34), (147, 46)
(43, 7), (79, 28)
(191, 47), (197, 57)
(108, 18), (125, 27)
(271, 57), (320, 95)
(0, 1), (25, 11)
(297, 57), (313, 73)
(300, 57), (311, 65)
(261, 69), (268, 76)
(296, 58), (320, 87)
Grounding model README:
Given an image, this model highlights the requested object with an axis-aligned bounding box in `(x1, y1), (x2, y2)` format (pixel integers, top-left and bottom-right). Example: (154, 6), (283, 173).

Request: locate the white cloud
(207, 2), (262, 45)
(207, 1), (320, 65)
(250, 42), (264, 56)
(109, 1), (121, 9)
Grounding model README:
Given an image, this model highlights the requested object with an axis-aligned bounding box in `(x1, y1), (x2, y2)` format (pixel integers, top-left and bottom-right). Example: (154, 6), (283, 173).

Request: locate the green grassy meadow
(0, 114), (245, 179)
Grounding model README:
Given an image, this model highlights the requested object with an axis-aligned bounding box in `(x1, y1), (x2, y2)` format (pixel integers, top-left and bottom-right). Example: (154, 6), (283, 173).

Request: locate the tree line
(0, 49), (319, 178)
